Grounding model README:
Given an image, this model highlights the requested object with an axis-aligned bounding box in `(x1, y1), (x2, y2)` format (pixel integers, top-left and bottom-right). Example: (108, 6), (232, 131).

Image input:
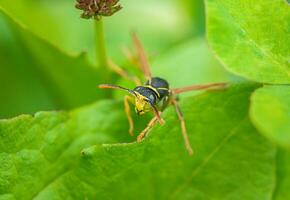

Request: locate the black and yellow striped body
(133, 77), (170, 114)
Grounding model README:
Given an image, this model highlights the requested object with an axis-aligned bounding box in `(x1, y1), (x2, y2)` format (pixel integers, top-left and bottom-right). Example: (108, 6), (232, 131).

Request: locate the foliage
(0, 8), (107, 118)
(250, 86), (290, 149)
(0, 0), (289, 199)
(0, 84), (277, 199)
(206, 0), (290, 84)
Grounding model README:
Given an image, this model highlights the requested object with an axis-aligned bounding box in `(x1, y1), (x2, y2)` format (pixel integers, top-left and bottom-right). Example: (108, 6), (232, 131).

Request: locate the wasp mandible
(98, 33), (227, 155)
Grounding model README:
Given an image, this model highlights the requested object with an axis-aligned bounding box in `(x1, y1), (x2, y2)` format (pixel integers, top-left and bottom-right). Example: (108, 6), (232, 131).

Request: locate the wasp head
(133, 86), (158, 115)
(98, 84), (163, 123)
(134, 92), (152, 115)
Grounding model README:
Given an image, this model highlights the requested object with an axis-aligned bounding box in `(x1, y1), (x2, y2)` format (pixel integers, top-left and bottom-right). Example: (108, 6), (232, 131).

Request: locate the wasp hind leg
(124, 95), (135, 136)
(121, 46), (139, 69)
(171, 82), (228, 94)
(171, 99), (193, 155)
(132, 32), (152, 80)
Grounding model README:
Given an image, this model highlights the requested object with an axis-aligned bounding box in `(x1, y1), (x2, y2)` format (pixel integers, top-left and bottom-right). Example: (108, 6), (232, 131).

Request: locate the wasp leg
(124, 95), (135, 136)
(171, 99), (193, 155)
(132, 32), (152, 80)
(171, 82), (228, 94)
(108, 60), (142, 85)
(121, 46), (139, 68)
(136, 115), (159, 142)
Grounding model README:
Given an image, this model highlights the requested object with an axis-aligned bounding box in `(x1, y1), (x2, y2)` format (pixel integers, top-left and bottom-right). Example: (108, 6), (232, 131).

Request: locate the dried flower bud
(75, 0), (122, 19)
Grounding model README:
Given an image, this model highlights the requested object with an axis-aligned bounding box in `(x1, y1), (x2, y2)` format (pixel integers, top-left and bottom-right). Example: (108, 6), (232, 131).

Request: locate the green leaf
(0, 100), (137, 199)
(0, 84), (276, 199)
(206, 0), (290, 84)
(274, 150), (290, 200)
(182, 0), (206, 35)
(250, 85), (290, 149)
(0, 9), (107, 118)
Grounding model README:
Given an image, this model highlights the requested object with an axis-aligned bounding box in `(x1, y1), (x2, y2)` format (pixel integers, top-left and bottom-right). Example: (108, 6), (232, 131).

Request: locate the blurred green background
(0, 0), (232, 119)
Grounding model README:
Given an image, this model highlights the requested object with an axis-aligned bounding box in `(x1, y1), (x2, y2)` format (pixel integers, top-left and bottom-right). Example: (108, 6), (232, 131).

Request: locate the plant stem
(95, 19), (108, 69)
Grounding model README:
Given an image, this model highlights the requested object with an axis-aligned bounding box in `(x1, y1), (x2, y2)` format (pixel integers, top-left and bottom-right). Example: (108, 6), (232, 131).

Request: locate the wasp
(98, 33), (227, 155)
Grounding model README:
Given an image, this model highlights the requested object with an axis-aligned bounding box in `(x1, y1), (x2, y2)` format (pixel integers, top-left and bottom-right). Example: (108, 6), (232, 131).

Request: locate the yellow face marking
(134, 92), (151, 115)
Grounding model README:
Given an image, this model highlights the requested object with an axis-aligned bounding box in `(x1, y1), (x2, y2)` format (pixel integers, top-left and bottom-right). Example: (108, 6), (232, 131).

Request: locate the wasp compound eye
(147, 94), (156, 105)
(75, 0), (122, 19)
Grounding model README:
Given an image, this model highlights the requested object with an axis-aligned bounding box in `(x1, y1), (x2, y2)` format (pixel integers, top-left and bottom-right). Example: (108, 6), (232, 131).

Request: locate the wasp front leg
(136, 113), (160, 142)
(124, 95), (135, 136)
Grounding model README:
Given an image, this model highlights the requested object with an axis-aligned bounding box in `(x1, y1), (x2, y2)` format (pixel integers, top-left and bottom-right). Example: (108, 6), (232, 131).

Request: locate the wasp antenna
(98, 84), (136, 95)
